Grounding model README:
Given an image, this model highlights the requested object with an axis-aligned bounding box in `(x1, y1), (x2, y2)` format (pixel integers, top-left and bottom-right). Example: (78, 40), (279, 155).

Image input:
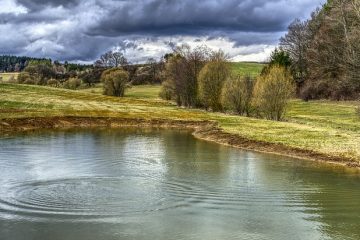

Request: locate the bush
(165, 45), (210, 107)
(80, 68), (104, 86)
(63, 78), (81, 90)
(300, 79), (356, 101)
(253, 65), (295, 121)
(101, 68), (129, 97)
(23, 78), (36, 85)
(17, 72), (32, 84)
(159, 80), (175, 100)
(222, 75), (255, 116)
(24, 64), (55, 85)
(47, 79), (60, 87)
(198, 53), (230, 112)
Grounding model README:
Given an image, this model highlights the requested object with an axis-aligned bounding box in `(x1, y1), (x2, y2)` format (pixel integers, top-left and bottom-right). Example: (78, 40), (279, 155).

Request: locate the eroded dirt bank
(1, 117), (359, 169)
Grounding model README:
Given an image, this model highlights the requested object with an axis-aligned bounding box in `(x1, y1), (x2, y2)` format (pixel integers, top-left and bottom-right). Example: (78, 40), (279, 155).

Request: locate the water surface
(0, 129), (359, 240)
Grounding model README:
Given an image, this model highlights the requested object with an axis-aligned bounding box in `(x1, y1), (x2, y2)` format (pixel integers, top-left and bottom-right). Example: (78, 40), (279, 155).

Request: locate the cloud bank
(0, 0), (325, 63)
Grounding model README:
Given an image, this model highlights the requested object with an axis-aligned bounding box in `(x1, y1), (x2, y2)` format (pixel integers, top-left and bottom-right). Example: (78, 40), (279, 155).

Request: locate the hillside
(230, 62), (265, 77)
(1, 83), (359, 166)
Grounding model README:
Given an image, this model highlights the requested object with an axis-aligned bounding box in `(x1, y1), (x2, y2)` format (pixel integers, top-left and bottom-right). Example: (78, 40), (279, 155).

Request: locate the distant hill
(230, 62), (265, 77)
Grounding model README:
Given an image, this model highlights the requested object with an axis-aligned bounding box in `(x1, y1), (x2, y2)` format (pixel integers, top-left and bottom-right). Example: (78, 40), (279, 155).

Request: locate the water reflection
(0, 129), (359, 240)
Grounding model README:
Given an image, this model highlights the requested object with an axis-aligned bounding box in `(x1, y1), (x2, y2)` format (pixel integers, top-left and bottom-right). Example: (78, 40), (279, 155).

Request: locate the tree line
(10, 51), (165, 90)
(5, 46), (295, 121)
(0, 56), (52, 72)
(95, 45), (295, 121)
(160, 45), (295, 121)
(278, 0), (360, 100)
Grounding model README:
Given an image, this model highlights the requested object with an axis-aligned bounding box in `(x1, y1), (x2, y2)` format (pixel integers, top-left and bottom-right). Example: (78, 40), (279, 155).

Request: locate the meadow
(230, 62), (265, 77)
(0, 72), (19, 82)
(1, 83), (359, 164)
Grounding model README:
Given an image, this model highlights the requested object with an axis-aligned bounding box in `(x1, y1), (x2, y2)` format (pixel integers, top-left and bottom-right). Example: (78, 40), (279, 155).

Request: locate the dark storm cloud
(0, 0), (325, 62)
(89, 0), (296, 36)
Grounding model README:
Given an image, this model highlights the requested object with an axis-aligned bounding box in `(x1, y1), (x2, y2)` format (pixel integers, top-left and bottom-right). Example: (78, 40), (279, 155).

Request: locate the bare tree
(280, 19), (309, 89)
(253, 65), (295, 121)
(222, 75), (254, 116)
(95, 51), (128, 68)
(198, 50), (230, 112)
(303, 0), (360, 99)
(164, 44), (212, 107)
(146, 57), (158, 83)
(279, 0), (360, 100)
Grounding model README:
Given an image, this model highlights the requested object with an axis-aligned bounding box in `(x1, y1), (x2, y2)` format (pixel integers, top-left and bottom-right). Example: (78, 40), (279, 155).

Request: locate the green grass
(230, 62), (265, 77)
(0, 73), (19, 82)
(79, 84), (161, 99)
(125, 85), (162, 99)
(1, 83), (359, 161)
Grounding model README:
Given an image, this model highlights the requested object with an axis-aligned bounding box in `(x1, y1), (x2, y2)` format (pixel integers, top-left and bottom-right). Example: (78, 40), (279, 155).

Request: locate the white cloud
(0, 0), (27, 15)
(24, 39), (65, 57)
(231, 46), (275, 62)
(113, 36), (277, 63)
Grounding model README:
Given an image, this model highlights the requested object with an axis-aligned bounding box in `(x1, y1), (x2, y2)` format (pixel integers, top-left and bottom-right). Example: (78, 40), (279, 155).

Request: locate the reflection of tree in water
(160, 130), (230, 178)
(2, 129), (359, 240)
(256, 155), (360, 240)
(36, 129), (360, 239)
(292, 167), (360, 240)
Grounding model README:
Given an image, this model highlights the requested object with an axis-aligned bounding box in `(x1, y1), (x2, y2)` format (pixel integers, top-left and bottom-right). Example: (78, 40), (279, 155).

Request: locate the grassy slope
(230, 62), (265, 77)
(0, 73), (19, 82)
(1, 83), (359, 162)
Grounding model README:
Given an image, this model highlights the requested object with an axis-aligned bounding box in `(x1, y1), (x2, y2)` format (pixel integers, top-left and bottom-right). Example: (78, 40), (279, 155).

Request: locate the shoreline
(1, 116), (359, 170)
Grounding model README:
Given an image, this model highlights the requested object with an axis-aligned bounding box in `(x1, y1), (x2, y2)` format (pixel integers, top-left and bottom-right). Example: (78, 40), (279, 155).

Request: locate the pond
(0, 129), (359, 240)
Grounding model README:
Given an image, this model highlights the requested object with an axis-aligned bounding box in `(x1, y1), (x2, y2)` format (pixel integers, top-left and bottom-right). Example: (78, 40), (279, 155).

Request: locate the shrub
(17, 72), (32, 84)
(24, 64), (55, 85)
(165, 45), (210, 107)
(47, 79), (60, 87)
(300, 79), (356, 101)
(63, 78), (81, 90)
(253, 65), (295, 121)
(222, 75), (255, 116)
(198, 52), (230, 112)
(80, 68), (104, 87)
(101, 68), (129, 97)
(23, 78), (36, 85)
(159, 80), (175, 100)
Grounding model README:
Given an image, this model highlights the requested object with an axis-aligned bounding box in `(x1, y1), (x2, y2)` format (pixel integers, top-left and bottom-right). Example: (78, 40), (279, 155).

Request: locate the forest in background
(279, 0), (360, 100)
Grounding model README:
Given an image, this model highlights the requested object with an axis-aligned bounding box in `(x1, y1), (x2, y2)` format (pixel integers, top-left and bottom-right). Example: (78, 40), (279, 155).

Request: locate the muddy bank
(1, 117), (359, 169)
(0, 117), (212, 133)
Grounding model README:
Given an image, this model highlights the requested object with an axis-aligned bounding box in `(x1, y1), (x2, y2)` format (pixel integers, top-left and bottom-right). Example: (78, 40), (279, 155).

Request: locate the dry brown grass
(1, 83), (359, 162)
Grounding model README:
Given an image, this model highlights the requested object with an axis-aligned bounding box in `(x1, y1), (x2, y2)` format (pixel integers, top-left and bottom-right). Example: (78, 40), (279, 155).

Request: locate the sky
(0, 0), (325, 63)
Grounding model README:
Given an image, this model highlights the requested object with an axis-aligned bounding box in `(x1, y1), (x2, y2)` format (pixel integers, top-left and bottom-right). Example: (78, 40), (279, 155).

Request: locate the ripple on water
(1, 175), (359, 222)
(0, 176), (189, 219)
(0, 176), (303, 220)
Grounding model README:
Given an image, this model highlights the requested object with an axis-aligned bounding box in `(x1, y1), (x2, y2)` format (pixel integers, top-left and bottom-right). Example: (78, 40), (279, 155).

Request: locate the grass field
(79, 84), (161, 99)
(0, 73), (19, 82)
(230, 62), (265, 77)
(1, 83), (359, 162)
